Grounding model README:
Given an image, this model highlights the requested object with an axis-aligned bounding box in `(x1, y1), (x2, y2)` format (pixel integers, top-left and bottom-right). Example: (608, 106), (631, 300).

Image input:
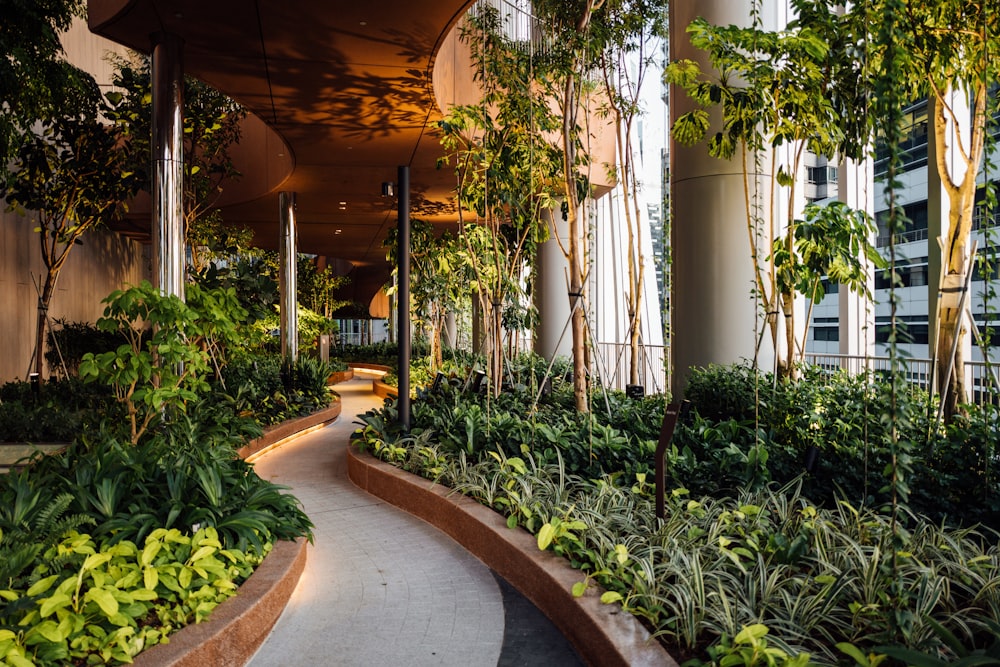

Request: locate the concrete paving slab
(246, 376), (584, 667)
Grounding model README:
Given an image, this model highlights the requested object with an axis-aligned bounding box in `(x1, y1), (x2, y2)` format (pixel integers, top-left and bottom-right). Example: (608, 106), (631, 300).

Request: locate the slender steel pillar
(279, 192), (299, 362)
(397, 166), (411, 430)
(151, 33), (185, 299)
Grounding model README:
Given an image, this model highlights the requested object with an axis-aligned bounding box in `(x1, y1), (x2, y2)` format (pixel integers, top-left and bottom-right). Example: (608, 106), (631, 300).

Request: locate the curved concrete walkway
(246, 374), (583, 667)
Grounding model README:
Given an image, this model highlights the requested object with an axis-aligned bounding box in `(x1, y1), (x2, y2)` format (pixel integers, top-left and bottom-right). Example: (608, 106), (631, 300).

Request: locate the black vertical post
(397, 165), (411, 430)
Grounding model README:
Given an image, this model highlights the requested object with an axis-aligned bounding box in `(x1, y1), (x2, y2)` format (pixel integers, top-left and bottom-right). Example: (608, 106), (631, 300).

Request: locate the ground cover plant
(356, 360), (1000, 664)
(0, 283), (318, 665)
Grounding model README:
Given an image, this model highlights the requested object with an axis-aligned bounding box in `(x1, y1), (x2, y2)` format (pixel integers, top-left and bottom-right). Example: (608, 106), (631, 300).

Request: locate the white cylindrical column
(839, 156), (876, 359)
(151, 33), (185, 300)
(443, 312), (458, 349)
(279, 192), (298, 362)
(534, 208), (574, 361)
(669, 0), (782, 396)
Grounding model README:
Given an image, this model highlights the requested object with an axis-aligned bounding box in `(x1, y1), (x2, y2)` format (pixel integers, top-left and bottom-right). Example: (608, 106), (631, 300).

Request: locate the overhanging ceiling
(88, 0), (476, 309)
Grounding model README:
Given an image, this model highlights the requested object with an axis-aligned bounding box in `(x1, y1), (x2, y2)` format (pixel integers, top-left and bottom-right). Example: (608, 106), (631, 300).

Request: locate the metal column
(279, 192), (299, 362)
(151, 33), (185, 299)
(397, 166), (411, 430)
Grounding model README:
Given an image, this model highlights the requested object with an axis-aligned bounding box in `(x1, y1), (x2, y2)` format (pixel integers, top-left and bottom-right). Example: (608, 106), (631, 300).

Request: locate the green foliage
(0, 0), (99, 164)
(220, 354), (335, 427)
(0, 378), (121, 443)
(107, 53), (247, 271)
(44, 319), (125, 379)
(0, 527), (262, 666)
(664, 9), (878, 379)
(357, 415), (1000, 663)
(676, 363), (1000, 528)
(78, 281), (239, 444)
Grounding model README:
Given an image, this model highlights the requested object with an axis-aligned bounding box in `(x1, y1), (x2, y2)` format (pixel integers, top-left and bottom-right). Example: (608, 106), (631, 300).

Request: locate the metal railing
(802, 353), (1000, 407)
(592, 342), (669, 395)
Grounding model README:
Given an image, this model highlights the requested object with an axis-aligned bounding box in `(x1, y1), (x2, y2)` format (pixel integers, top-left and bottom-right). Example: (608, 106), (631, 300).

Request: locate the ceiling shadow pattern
(88, 0), (475, 282)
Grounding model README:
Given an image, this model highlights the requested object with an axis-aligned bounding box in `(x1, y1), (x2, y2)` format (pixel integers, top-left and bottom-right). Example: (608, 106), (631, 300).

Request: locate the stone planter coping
(328, 369), (354, 384)
(346, 446), (679, 667)
(237, 401), (342, 461)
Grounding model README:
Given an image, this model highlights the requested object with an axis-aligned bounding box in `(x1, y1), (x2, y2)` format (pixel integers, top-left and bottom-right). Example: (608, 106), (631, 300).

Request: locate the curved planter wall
(346, 447), (678, 667)
(132, 538), (306, 667)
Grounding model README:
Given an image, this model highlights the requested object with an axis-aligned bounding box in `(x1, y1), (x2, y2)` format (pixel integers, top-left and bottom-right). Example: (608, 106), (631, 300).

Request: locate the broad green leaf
(571, 581), (587, 598)
(734, 624), (769, 643)
(537, 523), (556, 551)
(38, 592), (72, 618)
(86, 588), (119, 618)
(26, 575), (59, 598)
(31, 619), (66, 643)
(600, 591), (623, 605)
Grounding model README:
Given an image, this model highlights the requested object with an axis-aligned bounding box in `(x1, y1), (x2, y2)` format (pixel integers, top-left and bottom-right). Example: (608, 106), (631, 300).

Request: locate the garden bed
(346, 446), (676, 667)
(132, 538), (307, 667)
(237, 399), (342, 460)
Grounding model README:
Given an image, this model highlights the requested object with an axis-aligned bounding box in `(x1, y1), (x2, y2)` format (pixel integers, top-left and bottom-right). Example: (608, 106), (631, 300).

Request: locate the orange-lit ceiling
(88, 0), (477, 310)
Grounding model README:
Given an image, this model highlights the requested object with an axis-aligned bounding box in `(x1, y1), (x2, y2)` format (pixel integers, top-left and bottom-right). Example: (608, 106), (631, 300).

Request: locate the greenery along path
(246, 374), (583, 667)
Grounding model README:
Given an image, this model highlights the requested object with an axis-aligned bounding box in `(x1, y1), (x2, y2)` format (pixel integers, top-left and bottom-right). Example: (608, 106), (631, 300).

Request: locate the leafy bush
(0, 377), (121, 443)
(44, 319), (128, 378)
(674, 363), (1000, 528)
(220, 354), (335, 427)
(0, 527), (262, 666)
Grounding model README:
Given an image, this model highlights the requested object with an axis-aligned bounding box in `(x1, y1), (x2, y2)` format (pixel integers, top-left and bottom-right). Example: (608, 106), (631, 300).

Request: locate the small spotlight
(381, 182), (394, 197)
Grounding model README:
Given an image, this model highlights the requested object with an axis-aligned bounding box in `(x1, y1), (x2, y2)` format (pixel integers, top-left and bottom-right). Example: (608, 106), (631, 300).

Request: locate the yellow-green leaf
(571, 581), (587, 598)
(32, 619), (66, 643)
(537, 523), (556, 551)
(38, 592), (71, 618)
(600, 591), (623, 605)
(86, 588), (119, 618)
(26, 575), (59, 598)
(141, 541), (161, 567)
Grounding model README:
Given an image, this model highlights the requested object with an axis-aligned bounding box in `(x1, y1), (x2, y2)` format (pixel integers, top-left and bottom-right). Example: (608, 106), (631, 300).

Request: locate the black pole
(397, 165), (411, 430)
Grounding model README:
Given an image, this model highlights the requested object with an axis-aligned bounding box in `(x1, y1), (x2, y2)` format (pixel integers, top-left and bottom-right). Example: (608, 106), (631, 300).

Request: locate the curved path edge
(133, 537), (307, 667)
(238, 402), (342, 460)
(346, 446), (679, 667)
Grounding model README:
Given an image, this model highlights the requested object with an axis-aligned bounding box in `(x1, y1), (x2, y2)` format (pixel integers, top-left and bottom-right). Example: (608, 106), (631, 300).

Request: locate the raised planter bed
(237, 400), (342, 460)
(132, 538), (307, 667)
(328, 369), (354, 384)
(346, 446), (678, 667)
(345, 363), (398, 399)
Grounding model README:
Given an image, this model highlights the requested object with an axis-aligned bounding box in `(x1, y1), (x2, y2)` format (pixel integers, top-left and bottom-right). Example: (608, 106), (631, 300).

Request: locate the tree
(531, 0), (608, 412)
(666, 6), (878, 379)
(596, 0), (668, 387)
(107, 54), (247, 272)
(1, 113), (140, 378)
(386, 220), (470, 372)
(0, 0), (99, 164)
(849, 0), (999, 419)
(438, 6), (563, 392)
(79, 281), (246, 444)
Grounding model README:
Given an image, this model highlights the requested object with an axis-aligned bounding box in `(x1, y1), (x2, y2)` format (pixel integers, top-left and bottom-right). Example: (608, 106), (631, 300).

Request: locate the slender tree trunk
(33, 276), (56, 377)
(931, 81), (985, 420)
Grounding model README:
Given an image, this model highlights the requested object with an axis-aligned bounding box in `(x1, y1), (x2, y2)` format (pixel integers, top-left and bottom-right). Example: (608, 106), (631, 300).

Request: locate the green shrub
(0, 377), (121, 443)
(0, 527), (262, 666)
(44, 319), (129, 378)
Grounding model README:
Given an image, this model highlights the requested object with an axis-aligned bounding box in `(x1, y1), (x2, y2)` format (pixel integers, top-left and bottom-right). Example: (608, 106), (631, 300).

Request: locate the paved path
(246, 374), (583, 667)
